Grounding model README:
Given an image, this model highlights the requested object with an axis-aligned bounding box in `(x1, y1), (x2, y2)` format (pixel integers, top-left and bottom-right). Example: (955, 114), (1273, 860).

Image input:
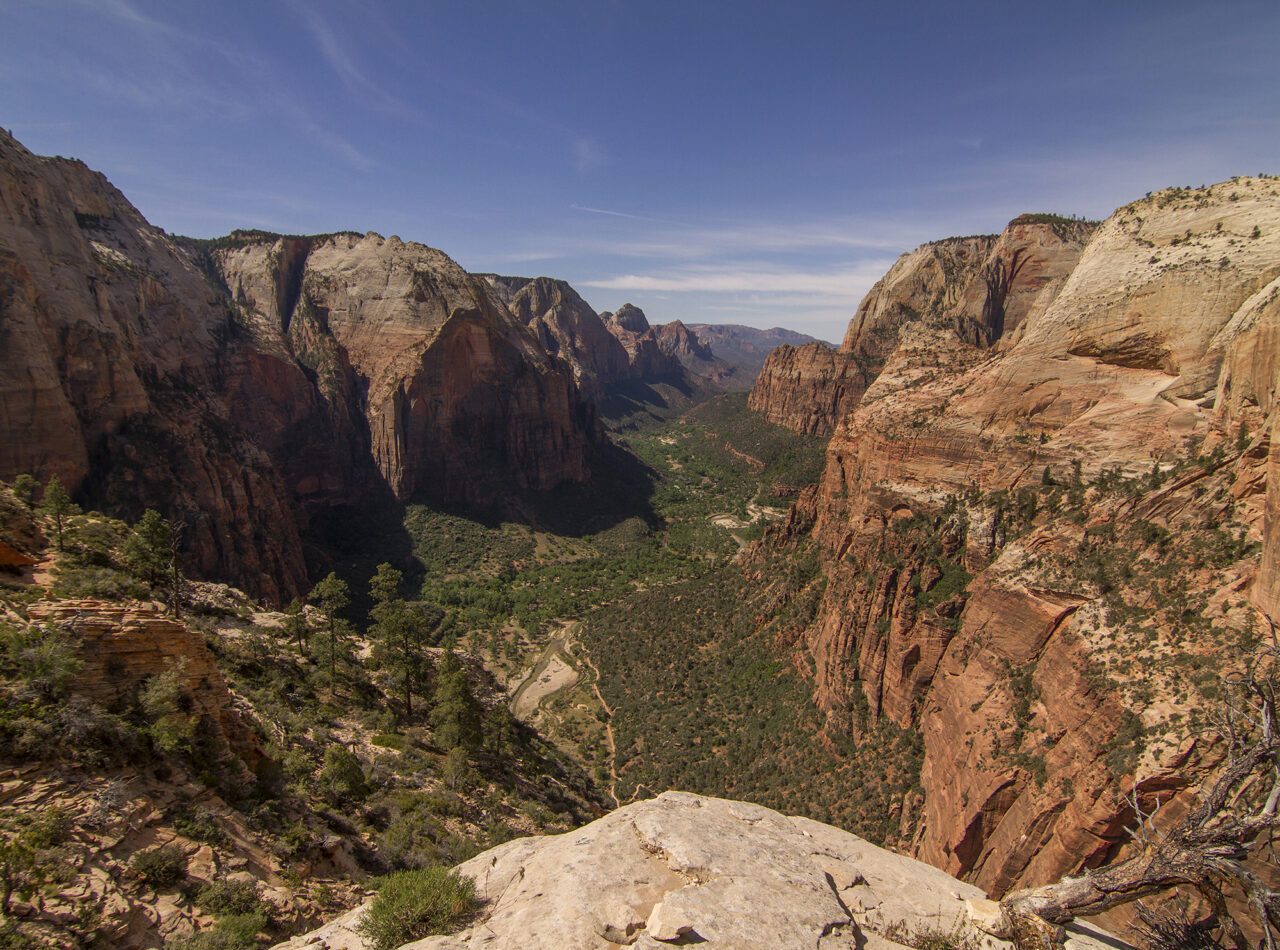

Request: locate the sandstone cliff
(603, 303), (685, 380)
(211, 237), (602, 503)
(749, 218), (1094, 436)
(0, 131), (313, 602)
(26, 599), (265, 773)
(747, 341), (874, 436)
(0, 133), (604, 599)
(272, 792), (1119, 950)
(751, 178), (1280, 898)
(494, 276), (632, 402)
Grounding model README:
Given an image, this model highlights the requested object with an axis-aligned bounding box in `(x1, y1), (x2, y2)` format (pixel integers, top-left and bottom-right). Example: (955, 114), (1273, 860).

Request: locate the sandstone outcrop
(498, 276), (632, 401)
(747, 341), (871, 436)
(26, 599), (265, 771)
(213, 237), (602, 503)
(749, 218), (1094, 436)
(752, 178), (1280, 899)
(603, 303), (685, 380)
(272, 792), (1119, 950)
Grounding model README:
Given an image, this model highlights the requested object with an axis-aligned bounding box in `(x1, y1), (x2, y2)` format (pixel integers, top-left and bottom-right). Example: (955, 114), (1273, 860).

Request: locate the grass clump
(355, 867), (477, 950)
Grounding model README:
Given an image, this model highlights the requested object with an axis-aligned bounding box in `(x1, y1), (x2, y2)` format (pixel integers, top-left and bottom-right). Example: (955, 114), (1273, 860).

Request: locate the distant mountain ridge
(687, 323), (826, 381)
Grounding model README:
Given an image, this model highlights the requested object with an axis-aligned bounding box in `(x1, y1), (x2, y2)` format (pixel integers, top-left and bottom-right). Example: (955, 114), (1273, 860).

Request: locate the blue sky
(3, 1), (1277, 341)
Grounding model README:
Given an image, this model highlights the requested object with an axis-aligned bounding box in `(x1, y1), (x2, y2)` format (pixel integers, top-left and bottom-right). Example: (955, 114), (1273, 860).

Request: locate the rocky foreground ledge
(273, 792), (1122, 950)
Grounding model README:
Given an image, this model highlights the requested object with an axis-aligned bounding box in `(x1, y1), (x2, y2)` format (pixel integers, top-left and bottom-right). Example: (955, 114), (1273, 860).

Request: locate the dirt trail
(576, 641), (621, 808)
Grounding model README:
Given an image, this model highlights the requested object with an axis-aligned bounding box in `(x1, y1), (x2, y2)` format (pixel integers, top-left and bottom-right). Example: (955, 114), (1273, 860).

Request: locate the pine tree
(430, 647), (482, 752)
(11, 474), (37, 508)
(369, 564), (442, 720)
(38, 475), (78, 553)
(283, 598), (308, 656)
(309, 572), (350, 677)
(125, 509), (172, 590)
(124, 510), (183, 614)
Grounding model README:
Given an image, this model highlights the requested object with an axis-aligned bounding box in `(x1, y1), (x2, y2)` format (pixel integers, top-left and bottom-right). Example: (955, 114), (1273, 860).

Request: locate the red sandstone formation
(751, 179), (1280, 898)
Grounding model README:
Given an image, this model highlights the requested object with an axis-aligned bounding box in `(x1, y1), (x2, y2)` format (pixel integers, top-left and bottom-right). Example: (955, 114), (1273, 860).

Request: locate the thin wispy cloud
(582, 260), (892, 298)
(571, 204), (658, 221)
(284, 0), (436, 128)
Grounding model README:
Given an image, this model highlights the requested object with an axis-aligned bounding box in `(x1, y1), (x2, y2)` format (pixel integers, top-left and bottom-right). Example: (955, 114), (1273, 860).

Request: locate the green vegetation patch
(355, 867), (477, 950)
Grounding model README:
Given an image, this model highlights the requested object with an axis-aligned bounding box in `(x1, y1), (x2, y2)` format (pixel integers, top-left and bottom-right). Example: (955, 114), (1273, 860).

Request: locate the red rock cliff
(0, 133), (603, 597)
(749, 220), (1093, 436)
(752, 179), (1280, 896)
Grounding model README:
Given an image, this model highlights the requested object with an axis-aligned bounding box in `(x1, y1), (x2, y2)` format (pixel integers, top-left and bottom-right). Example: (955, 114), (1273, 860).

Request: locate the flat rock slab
(273, 792), (1126, 950)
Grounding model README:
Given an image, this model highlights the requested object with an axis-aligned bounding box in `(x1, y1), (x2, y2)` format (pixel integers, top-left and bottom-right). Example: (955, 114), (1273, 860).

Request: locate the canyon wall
(752, 180), (1280, 896)
(213, 237), (602, 503)
(749, 218), (1094, 436)
(0, 133), (602, 600)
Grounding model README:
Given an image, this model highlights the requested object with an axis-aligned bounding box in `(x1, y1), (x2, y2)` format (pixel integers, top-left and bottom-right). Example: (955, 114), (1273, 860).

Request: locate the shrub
(172, 805), (228, 847)
(131, 845), (188, 889)
(193, 879), (262, 917)
(167, 912), (268, 950)
(317, 747), (368, 803)
(355, 867), (477, 950)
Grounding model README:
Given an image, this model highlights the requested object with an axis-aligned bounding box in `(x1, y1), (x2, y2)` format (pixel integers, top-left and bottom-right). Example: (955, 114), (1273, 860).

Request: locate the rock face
(26, 599), (264, 771)
(498, 276), (632, 402)
(602, 303), (685, 380)
(751, 180), (1280, 897)
(749, 218), (1094, 436)
(0, 132), (603, 599)
(0, 132), (315, 602)
(212, 239), (602, 503)
(273, 792), (1119, 950)
(747, 341), (872, 436)
(486, 278), (740, 403)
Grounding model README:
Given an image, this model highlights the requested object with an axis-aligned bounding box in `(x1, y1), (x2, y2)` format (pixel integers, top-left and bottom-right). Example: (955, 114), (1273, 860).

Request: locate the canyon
(3, 126), (1279, 948)
(0, 131), (754, 604)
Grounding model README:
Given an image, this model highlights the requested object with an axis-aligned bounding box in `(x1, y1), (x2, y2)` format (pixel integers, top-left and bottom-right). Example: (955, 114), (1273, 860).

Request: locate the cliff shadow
(598, 375), (710, 430)
(300, 478), (420, 611)
(407, 438), (660, 540)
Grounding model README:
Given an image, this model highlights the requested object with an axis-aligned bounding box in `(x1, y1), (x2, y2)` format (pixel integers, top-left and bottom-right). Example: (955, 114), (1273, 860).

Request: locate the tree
(125, 508), (169, 589)
(369, 564), (442, 719)
(317, 746), (368, 803)
(11, 474), (37, 508)
(430, 647), (482, 753)
(995, 645), (1280, 949)
(38, 475), (77, 553)
(283, 599), (308, 657)
(124, 510), (184, 615)
(309, 573), (350, 677)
